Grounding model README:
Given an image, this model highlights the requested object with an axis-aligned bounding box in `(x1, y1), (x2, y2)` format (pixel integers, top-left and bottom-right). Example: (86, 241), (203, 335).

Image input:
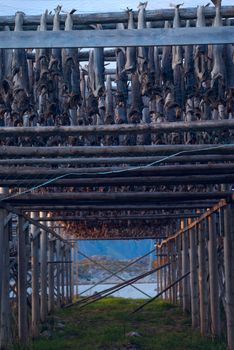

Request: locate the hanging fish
(137, 2), (148, 76)
(184, 20), (195, 96)
(161, 21), (173, 85)
(124, 9), (136, 72)
(225, 19), (234, 89)
(194, 5), (209, 84)
(171, 3), (184, 107)
(2, 26), (13, 80)
(105, 75), (114, 124)
(51, 6), (62, 67)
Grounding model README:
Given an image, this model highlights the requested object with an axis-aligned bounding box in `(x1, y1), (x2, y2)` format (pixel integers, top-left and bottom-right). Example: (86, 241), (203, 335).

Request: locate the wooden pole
(0, 204), (11, 348)
(40, 211), (48, 322)
(189, 223), (199, 328)
(55, 234), (61, 308)
(31, 212), (40, 338)
(48, 220), (55, 314)
(208, 213), (221, 337)
(198, 220), (209, 336)
(70, 242), (74, 302)
(181, 219), (190, 313)
(18, 215), (28, 345)
(65, 246), (70, 304)
(61, 243), (65, 305)
(223, 202), (234, 350)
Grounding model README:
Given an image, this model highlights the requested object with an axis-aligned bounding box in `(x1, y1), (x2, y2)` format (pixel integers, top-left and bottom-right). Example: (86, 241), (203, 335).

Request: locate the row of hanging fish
(0, 1), (233, 146)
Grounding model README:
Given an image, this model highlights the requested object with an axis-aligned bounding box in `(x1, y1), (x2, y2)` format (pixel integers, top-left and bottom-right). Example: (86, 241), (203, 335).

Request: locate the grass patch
(32, 297), (227, 350)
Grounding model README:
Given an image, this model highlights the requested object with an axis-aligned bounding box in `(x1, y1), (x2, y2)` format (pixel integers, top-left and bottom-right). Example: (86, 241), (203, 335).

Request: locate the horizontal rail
(0, 27), (233, 49)
(0, 6), (233, 26)
(1, 120), (234, 137)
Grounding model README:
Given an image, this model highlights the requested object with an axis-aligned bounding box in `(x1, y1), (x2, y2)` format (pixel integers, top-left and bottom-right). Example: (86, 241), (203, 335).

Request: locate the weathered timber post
(31, 212), (40, 338)
(170, 241), (177, 304)
(76, 241), (79, 296)
(0, 204), (12, 349)
(18, 215), (28, 346)
(55, 232), (61, 308)
(198, 220), (209, 336)
(156, 243), (159, 293)
(223, 201), (234, 350)
(189, 222), (199, 328)
(40, 212), (48, 322)
(177, 235), (183, 305)
(65, 245), (70, 304)
(159, 243), (163, 295)
(70, 241), (74, 302)
(61, 243), (65, 305)
(48, 219), (55, 314)
(181, 219), (190, 312)
(208, 212), (221, 337)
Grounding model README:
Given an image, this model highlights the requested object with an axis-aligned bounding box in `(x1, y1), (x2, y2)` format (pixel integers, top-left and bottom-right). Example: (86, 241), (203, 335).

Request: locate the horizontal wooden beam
(0, 154), (234, 166)
(0, 6), (233, 26)
(20, 202), (215, 210)
(1, 163), (234, 179)
(0, 144), (233, 157)
(1, 191), (232, 204)
(1, 120), (234, 137)
(35, 213), (199, 221)
(0, 27), (233, 49)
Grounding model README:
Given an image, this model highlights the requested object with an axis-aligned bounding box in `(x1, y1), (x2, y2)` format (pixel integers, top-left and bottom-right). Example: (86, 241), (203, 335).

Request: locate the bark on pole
(71, 241), (74, 301)
(61, 243), (65, 305)
(181, 219), (190, 312)
(189, 223), (199, 329)
(55, 232), (61, 308)
(18, 215), (28, 345)
(198, 220), (209, 336)
(0, 188), (11, 349)
(208, 213), (221, 337)
(223, 202), (234, 350)
(65, 246), (70, 304)
(40, 211), (48, 322)
(31, 212), (40, 338)
(48, 219), (55, 314)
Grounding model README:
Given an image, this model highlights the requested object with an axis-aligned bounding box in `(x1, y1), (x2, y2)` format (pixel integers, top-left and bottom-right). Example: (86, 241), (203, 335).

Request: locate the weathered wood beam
(0, 6), (233, 26)
(1, 120), (234, 137)
(0, 27), (233, 49)
(1, 174), (234, 187)
(36, 214), (199, 221)
(0, 144), (232, 157)
(0, 154), (234, 166)
(1, 191), (232, 204)
(1, 164), (234, 179)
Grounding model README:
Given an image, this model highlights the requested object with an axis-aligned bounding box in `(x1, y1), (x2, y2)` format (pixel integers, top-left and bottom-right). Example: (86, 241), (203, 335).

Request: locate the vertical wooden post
(198, 220), (209, 336)
(189, 223), (199, 328)
(156, 243), (159, 293)
(76, 241), (79, 296)
(31, 212), (40, 338)
(65, 246), (70, 304)
(70, 242), (74, 302)
(48, 219), (55, 314)
(208, 213), (221, 337)
(0, 206), (11, 349)
(177, 235), (183, 305)
(223, 202), (234, 350)
(40, 211), (47, 322)
(18, 215), (28, 345)
(55, 235), (61, 308)
(170, 241), (177, 304)
(61, 243), (65, 305)
(181, 219), (190, 313)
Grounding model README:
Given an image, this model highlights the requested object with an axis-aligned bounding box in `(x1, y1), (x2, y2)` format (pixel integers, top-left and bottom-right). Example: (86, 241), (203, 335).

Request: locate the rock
(40, 330), (52, 338)
(126, 331), (141, 337)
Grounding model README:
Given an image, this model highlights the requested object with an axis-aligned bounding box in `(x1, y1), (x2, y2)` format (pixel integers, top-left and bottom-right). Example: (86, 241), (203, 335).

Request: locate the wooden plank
(18, 216), (28, 345)
(208, 213), (221, 337)
(40, 211), (48, 322)
(189, 223), (199, 328)
(1, 191), (232, 204)
(1, 120), (234, 136)
(181, 219), (190, 313)
(0, 27), (233, 49)
(2, 174), (234, 188)
(223, 203), (234, 349)
(1, 154), (234, 166)
(0, 144), (233, 157)
(0, 6), (233, 26)
(31, 212), (40, 339)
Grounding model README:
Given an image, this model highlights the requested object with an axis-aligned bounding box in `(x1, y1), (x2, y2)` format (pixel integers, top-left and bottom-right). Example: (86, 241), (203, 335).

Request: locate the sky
(0, 0), (232, 15)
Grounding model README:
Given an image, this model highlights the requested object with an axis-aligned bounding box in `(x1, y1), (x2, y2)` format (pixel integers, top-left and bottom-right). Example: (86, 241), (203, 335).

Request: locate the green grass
(32, 297), (227, 350)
